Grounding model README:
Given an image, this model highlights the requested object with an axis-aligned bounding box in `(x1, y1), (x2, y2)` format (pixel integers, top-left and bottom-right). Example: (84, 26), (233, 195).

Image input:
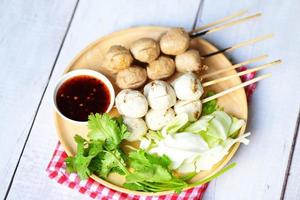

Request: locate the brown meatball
(147, 56), (175, 80)
(175, 49), (202, 72)
(130, 38), (160, 63)
(102, 45), (133, 73)
(116, 66), (147, 89)
(159, 28), (190, 55)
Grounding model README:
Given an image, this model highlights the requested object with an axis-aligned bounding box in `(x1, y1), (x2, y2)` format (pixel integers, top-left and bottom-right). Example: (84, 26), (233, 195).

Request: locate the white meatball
(145, 108), (176, 131)
(171, 72), (203, 100)
(144, 80), (176, 110)
(174, 100), (202, 121)
(115, 89), (148, 118)
(123, 117), (148, 141)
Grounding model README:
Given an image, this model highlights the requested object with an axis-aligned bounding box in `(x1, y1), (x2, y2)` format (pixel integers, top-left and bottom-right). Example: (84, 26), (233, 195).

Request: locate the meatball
(130, 38), (160, 63)
(145, 108), (176, 131)
(174, 100), (202, 121)
(123, 117), (148, 141)
(143, 80), (176, 110)
(159, 28), (190, 55)
(115, 89), (148, 118)
(116, 66), (147, 89)
(147, 56), (175, 80)
(102, 45), (133, 73)
(171, 72), (204, 100)
(175, 49), (202, 72)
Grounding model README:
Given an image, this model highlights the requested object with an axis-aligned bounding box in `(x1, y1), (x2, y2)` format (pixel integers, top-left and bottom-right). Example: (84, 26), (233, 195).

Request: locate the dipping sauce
(56, 75), (111, 121)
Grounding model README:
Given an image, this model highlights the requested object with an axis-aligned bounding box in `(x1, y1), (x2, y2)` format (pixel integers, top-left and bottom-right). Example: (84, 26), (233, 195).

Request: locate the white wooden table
(1, 0), (299, 199)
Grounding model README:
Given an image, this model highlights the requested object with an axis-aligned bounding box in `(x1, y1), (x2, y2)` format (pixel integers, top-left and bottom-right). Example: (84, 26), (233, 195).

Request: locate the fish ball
(171, 72), (203, 100)
(130, 38), (160, 63)
(160, 28), (190, 55)
(175, 49), (202, 72)
(115, 89), (148, 118)
(144, 80), (176, 110)
(147, 56), (175, 80)
(116, 66), (147, 89)
(145, 108), (175, 131)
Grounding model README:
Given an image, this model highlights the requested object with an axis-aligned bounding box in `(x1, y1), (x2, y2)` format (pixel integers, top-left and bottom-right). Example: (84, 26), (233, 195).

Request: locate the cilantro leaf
(124, 150), (188, 192)
(65, 135), (103, 179)
(88, 113), (129, 150)
(202, 91), (218, 115)
(90, 149), (128, 178)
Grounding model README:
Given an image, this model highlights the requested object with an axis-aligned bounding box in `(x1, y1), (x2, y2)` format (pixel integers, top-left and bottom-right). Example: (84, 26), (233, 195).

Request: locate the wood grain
(0, 0), (77, 198)
(282, 111), (300, 200)
(6, 0), (202, 199)
(199, 1), (300, 200)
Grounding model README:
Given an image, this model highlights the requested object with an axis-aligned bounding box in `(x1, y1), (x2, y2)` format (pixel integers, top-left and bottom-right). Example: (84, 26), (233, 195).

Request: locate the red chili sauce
(56, 75), (110, 121)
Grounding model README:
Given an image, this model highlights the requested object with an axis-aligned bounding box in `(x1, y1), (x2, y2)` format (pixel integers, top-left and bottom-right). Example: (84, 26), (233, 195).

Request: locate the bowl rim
(52, 69), (115, 125)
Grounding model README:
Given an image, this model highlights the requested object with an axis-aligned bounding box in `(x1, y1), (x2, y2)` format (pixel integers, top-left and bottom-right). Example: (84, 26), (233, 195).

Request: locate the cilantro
(65, 114), (129, 179)
(65, 135), (103, 179)
(65, 113), (234, 193)
(123, 150), (188, 192)
(202, 91), (218, 115)
(88, 113), (129, 150)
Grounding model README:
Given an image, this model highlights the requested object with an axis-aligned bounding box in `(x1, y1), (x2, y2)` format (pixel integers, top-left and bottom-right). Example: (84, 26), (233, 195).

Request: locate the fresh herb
(66, 113), (129, 179)
(65, 135), (103, 179)
(88, 113), (129, 150)
(202, 91), (218, 115)
(65, 113), (236, 193)
(124, 149), (188, 193)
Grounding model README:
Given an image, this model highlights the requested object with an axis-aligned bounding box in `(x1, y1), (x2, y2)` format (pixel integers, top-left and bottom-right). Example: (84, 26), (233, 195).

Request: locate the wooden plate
(54, 26), (247, 196)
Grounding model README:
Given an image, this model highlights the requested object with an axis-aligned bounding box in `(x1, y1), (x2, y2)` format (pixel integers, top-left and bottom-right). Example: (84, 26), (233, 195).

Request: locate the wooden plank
(283, 112), (300, 200)
(0, 0), (77, 198)
(198, 1), (300, 199)
(6, 0), (202, 199)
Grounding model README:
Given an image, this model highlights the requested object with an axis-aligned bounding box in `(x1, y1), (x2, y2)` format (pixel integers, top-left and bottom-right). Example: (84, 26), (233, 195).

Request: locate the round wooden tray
(54, 26), (248, 196)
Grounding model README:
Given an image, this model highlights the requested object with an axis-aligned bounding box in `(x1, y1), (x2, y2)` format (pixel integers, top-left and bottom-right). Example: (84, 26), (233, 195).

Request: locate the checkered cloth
(46, 68), (256, 199)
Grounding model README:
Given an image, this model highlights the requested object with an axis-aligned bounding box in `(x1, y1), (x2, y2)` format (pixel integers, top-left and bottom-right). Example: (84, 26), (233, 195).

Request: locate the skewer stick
(202, 60), (281, 87)
(190, 9), (248, 34)
(202, 73), (272, 103)
(201, 54), (268, 79)
(191, 13), (261, 37)
(203, 34), (274, 58)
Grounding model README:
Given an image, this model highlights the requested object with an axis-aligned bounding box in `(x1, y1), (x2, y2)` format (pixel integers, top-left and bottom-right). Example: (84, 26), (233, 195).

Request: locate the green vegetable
(229, 117), (246, 138)
(161, 113), (189, 135)
(184, 115), (214, 134)
(65, 113), (237, 193)
(88, 113), (129, 150)
(65, 135), (103, 179)
(202, 91), (218, 115)
(206, 111), (232, 140)
(66, 113), (129, 179)
(124, 150), (188, 192)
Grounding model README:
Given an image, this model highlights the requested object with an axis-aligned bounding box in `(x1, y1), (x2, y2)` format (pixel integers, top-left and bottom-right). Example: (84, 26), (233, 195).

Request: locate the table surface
(1, 0), (299, 199)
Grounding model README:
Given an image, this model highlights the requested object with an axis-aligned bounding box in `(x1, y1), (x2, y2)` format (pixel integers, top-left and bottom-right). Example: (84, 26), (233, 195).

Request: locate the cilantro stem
(188, 162), (236, 188)
(103, 150), (129, 175)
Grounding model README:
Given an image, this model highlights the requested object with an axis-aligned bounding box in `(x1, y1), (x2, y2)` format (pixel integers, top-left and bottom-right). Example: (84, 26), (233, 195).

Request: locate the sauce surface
(56, 75), (111, 121)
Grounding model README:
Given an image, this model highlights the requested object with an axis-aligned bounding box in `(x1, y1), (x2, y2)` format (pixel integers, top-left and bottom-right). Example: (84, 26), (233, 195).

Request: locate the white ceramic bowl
(53, 69), (115, 124)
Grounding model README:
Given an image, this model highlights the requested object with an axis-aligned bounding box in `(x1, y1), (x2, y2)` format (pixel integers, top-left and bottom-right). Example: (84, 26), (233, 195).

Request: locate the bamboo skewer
(191, 13), (261, 38)
(190, 9), (248, 34)
(203, 34), (274, 58)
(202, 73), (272, 103)
(201, 54), (268, 79)
(202, 60), (281, 87)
